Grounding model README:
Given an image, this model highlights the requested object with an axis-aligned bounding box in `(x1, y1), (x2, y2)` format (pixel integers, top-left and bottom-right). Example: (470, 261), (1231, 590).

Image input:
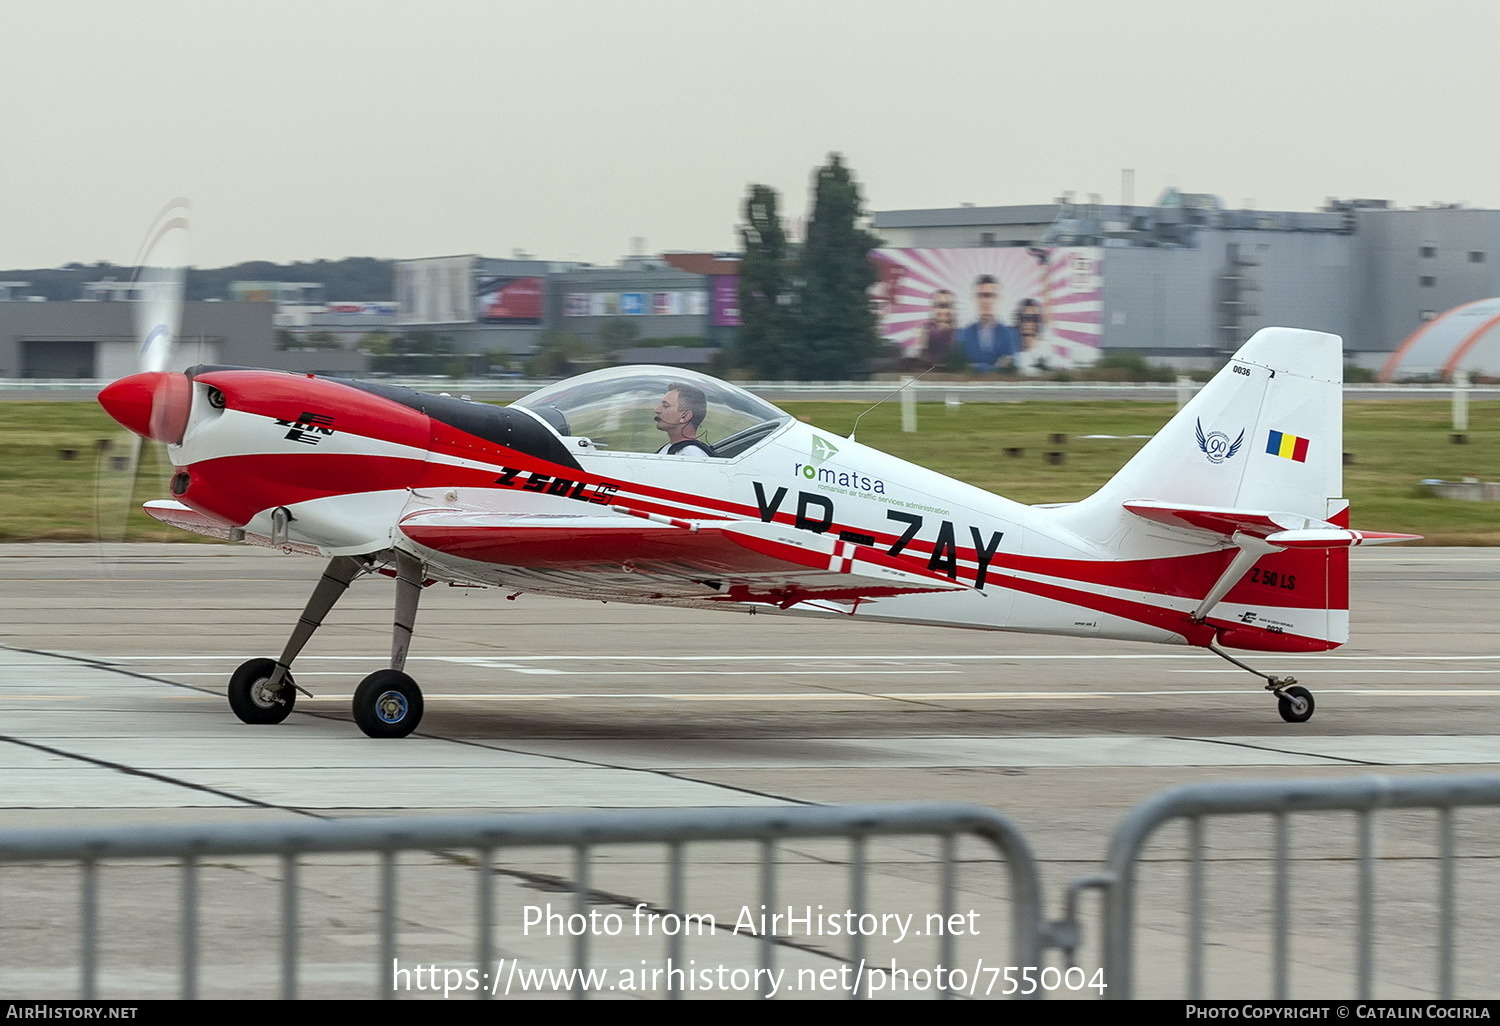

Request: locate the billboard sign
(872, 248), (1103, 371)
(564, 291), (708, 319)
(710, 275), (741, 327)
(326, 302), (398, 316)
(477, 276), (544, 324)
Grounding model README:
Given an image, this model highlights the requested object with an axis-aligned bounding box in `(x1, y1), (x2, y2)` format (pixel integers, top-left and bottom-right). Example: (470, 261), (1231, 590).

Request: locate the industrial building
(872, 192), (1500, 370)
(0, 297), (280, 379)
(4, 189), (1499, 379)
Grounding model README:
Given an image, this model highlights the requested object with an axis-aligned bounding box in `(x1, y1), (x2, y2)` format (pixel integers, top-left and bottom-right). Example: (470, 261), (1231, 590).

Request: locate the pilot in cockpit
(653, 384), (717, 457)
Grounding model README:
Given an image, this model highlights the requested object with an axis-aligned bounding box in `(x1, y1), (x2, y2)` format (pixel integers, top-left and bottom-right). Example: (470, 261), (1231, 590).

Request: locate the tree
(736, 184), (792, 378)
(525, 330), (591, 377)
(303, 331), (342, 351)
(596, 317), (640, 355)
(789, 153), (882, 379)
(363, 330), (461, 376)
(275, 328), (342, 351)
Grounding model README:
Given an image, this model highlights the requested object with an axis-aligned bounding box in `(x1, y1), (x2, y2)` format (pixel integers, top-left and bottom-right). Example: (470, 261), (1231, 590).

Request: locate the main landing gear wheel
(353, 669), (424, 738)
(228, 658), (296, 725)
(1276, 684), (1315, 724)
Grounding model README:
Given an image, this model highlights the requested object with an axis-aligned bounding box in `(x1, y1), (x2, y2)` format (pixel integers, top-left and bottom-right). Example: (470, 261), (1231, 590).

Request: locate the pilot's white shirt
(656, 440), (715, 459)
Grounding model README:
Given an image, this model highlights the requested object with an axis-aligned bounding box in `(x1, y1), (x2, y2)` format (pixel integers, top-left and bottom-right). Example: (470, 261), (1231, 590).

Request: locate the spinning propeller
(94, 200), (192, 542)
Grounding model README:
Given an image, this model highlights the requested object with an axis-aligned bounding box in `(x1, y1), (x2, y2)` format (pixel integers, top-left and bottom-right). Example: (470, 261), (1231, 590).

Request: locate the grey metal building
(1355, 205), (1500, 355)
(0, 301), (288, 379)
(545, 261), (712, 343)
(392, 254), (720, 363)
(873, 195), (1500, 368)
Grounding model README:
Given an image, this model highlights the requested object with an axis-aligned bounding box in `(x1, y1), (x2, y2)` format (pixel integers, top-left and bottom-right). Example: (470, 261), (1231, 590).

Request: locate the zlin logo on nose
(275, 411), (336, 446)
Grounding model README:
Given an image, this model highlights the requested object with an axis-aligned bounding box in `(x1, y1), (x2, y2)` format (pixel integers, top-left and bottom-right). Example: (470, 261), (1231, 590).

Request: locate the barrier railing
(1080, 773), (1500, 999)
(0, 802), (1042, 1000)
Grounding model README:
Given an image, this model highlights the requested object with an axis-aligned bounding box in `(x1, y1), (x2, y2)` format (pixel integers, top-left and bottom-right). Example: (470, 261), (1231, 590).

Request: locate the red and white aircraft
(96, 214), (1418, 736)
(98, 323), (1420, 737)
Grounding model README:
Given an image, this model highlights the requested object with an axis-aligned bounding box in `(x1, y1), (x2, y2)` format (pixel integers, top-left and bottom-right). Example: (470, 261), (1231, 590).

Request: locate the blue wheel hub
(376, 690), (409, 724)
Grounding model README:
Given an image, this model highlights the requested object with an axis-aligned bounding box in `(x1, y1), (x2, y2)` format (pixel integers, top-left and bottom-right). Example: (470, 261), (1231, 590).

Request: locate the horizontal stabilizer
(1124, 501), (1421, 548)
(1263, 528), (1423, 549)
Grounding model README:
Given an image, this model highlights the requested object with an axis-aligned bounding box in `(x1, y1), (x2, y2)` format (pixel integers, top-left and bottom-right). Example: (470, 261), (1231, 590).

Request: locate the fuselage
(99, 364), (1343, 653)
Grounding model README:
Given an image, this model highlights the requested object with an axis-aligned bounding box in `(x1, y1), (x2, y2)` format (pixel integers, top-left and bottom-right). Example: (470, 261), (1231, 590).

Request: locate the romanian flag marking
(1266, 430), (1310, 462)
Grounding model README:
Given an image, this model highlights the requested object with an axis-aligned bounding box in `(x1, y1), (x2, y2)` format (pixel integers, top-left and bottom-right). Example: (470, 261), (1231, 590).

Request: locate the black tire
(228, 658), (296, 725)
(353, 669), (424, 738)
(1277, 685), (1315, 724)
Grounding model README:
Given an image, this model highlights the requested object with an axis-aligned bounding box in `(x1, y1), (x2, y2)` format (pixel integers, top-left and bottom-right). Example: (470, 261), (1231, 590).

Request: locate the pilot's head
(654, 383), (707, 435)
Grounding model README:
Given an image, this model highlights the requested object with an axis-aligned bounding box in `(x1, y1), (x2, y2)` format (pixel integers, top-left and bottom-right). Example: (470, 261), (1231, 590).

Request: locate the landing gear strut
(349, 550), (426, 738)
(228, 555), (364, 726)
(225, 550), (429, 738)
(1209, 642), (1316, 723)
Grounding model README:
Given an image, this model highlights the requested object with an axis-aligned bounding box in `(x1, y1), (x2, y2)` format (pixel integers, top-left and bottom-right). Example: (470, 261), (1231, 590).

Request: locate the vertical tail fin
(1054, 328), (1353, 650)
(1056, 327), (1344, 531)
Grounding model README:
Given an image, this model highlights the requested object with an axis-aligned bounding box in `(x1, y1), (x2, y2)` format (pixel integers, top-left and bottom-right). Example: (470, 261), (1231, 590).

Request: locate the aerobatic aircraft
(97, 207), (1418, 737)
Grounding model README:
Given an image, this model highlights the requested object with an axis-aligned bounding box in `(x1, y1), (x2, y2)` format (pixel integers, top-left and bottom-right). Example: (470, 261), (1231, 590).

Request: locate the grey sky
(2, 0), (1494, 270)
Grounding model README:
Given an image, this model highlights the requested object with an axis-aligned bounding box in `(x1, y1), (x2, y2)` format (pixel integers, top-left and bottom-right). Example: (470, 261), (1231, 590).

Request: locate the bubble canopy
(509, 365), (790, 456)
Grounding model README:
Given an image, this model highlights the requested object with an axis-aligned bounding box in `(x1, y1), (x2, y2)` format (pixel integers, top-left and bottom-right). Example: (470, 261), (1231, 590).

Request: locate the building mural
(873, 247), (1103, 371)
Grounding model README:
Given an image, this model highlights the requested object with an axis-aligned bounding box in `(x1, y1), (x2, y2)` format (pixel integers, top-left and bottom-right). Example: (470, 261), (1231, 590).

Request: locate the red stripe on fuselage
(521, 475), (1349, 634)
(179, 452), (442, 525)
(605, 479), (1345, 610)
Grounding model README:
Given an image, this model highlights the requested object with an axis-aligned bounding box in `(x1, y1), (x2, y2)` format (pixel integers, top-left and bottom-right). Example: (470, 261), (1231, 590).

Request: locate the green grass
(777, 399), (1500, 545)
(2, 399), (1495, 543)
(0, 403), (203, 542)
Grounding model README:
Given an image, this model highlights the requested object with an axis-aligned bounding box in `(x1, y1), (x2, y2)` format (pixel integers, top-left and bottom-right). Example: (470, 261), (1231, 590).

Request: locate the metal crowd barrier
(6, 775), (1500, 999)
(0, 802), (1042, 1000)
(1077, 773), (1500, 1000)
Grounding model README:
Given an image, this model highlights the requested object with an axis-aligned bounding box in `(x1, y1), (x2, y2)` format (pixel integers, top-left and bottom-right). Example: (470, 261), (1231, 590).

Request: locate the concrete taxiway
(0, 543), (1496, 999)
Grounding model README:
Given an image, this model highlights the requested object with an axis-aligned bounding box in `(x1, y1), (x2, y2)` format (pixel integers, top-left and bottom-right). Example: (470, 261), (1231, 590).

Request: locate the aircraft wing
(397, 509), (970, 609)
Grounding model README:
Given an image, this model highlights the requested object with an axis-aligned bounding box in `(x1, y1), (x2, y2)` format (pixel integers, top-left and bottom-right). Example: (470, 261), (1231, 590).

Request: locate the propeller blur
(93, 201), (192, 545)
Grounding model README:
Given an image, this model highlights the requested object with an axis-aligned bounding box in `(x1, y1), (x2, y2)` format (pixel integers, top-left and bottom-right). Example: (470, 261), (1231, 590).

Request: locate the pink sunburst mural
(873, 247), (1103, 371)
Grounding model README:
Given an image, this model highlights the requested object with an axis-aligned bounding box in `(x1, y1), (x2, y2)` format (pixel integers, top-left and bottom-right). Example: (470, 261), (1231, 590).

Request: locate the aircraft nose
(98, 371), (191, 444)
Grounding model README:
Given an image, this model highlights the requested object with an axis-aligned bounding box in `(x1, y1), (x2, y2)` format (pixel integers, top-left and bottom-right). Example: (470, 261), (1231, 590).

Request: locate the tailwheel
(353, 669), (424, 738)
(1275, 684), (1315, 724)
(1211, 643), (1318, 725)
(228, 657), (296, 724)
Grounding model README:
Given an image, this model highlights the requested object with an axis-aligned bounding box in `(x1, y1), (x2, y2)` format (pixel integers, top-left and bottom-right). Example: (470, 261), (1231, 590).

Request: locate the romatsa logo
(794, 435), (886, 494)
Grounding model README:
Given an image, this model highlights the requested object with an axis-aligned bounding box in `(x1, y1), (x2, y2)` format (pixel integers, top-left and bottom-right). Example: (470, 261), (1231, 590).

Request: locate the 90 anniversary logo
(1195, 419), (1245, 465)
